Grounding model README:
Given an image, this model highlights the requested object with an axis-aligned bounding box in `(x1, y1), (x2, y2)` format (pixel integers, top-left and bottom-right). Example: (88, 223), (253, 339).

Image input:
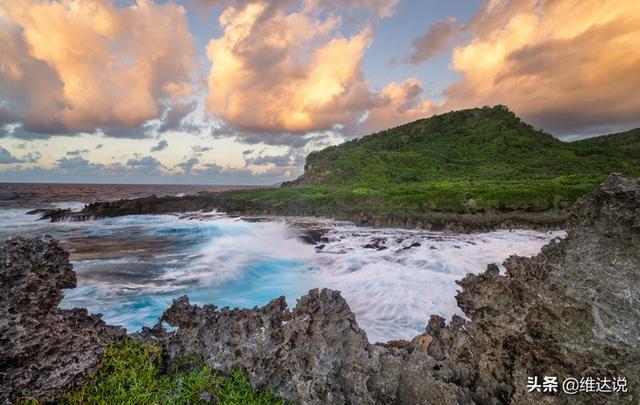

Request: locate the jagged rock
(419, 173), (640, 404)
(0, 236), (125, 404)
(142, 289), (472, 405)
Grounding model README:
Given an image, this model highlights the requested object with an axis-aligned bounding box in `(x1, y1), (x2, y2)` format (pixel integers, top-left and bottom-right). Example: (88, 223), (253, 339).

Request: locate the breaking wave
(0, 207), (563, 341)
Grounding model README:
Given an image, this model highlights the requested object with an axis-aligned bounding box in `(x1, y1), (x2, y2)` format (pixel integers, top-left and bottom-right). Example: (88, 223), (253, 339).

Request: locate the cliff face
(1, 174), (638, 404)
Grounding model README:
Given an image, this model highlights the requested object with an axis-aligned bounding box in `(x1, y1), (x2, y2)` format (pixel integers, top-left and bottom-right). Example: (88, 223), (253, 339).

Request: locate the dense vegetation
(227, 106), (639, 215)
(20, 341), (284, 404)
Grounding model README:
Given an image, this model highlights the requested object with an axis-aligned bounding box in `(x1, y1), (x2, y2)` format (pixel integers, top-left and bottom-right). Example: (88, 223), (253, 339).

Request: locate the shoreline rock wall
(1, 174), (638, 404)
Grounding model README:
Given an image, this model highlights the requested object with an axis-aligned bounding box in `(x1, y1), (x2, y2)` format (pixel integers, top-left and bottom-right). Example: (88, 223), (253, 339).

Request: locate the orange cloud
(0, 0), (195, 135)
(440, 0), (640, 134)
(363, 78), (435, 133)
(205, 1), (377, 134)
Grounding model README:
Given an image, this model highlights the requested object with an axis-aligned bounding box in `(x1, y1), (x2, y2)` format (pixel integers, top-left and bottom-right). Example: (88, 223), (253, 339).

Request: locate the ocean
(0, 183), (564, 342)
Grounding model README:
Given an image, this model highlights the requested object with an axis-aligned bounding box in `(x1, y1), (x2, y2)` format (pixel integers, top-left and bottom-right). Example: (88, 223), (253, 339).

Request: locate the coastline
(28, 190), (568, 233)
(2, 174), (638, 403)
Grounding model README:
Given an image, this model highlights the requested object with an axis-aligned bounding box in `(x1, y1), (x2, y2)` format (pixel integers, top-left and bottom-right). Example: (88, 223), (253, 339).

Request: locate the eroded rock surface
(0, 236), (125, 404)
(421, 173), (640, 404)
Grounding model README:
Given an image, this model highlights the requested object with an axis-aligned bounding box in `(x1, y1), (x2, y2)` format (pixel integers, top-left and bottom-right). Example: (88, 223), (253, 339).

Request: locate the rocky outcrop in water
(0, 236), (126, 404)
(2, 174), (638, 403)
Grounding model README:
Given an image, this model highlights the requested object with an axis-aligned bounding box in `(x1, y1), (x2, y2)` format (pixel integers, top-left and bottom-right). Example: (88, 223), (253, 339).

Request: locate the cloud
(191, 145), (213, 157)
(202, 0), (438, 141)
(361, 78), (435, 134)
(303, 0), (399, 17)
(404, 18), (462, 64)
(127, 155), (163, 169)
(245, 153), (292, 167)
(150, 140), (169, 152)
(100, 124), (155, 139)
(205, 1), (376, 135)
(95, 144), (104, 150)
(233, 131), (331, 147)
(66, 149), (90, 156)
(0, 146), (23, 164)
(437, 0), (640, 134)
(0, 0), (195, 137)
(158, 101), (199, 133)
(56, 156), (103, 171)
(189, 0), (399, 18)
(176, 157), (200, 173)
(22, 151), (41, 163)
(0, 146), (40, 164)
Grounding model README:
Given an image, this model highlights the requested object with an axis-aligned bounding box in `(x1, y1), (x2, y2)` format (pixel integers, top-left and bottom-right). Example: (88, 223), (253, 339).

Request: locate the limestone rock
(0, 236), (125, 403)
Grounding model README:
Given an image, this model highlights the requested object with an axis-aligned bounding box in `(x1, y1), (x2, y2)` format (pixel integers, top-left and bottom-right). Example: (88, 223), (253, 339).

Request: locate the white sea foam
(0, 204), (564, 342)
(305, 225), (564, 342)
(161, 219), (316, 287)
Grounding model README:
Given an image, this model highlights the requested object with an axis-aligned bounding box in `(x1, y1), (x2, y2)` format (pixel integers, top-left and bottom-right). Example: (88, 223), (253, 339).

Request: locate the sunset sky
(0, 0), (638, 184)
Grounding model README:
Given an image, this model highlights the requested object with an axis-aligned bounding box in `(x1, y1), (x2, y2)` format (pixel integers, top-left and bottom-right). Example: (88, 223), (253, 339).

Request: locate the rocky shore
(2, 174), (638, 404)
(0, 236), (126, 403)
(28, 192), (567, 233)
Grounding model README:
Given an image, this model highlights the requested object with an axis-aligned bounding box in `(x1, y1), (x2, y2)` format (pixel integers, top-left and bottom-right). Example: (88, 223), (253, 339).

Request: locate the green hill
(292, 105), (638, 186)
(222, 106), (638, 222)
(67, 105), (638, 230)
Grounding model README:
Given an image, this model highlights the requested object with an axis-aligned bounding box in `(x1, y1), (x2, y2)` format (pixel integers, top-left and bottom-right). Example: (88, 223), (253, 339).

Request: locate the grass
(18, 341), (285, 405)
(219, 175), (604, 215)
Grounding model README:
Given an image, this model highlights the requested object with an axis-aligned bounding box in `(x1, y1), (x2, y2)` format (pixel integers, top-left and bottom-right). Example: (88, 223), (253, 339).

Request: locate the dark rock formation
(419, 173), (640, 404)
(27, 191), (567, 233)
(0, 236), (125, 404)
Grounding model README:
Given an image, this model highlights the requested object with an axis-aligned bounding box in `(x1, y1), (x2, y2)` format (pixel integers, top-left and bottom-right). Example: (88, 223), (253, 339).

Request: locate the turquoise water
(0, 205), (564, 342)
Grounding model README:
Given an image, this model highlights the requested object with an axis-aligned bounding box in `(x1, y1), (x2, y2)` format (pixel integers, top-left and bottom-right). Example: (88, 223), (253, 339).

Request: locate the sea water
(0, 203), (563, 342)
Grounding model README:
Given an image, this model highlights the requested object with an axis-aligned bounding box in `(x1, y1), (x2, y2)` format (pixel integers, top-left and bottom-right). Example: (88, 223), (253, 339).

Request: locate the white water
(0, 207), (564, 342)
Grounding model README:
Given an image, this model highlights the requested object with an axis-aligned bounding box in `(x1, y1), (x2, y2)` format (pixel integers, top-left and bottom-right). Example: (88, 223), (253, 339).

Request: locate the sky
(0, 0), (638, 184)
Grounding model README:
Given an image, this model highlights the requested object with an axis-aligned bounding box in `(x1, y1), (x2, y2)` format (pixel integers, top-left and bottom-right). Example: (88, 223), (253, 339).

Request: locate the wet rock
(363, 237), (387, 250)
(401, 241), (422, 250)
(0, 236), (125, 403)
(298, 229), (330, 245)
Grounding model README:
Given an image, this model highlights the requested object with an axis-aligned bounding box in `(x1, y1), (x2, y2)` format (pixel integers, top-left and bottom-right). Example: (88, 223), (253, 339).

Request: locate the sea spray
(0, 206), (563, 341)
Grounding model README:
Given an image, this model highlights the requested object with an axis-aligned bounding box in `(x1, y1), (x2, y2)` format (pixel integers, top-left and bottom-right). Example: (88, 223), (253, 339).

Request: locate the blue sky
(0, 0), (638, 184)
